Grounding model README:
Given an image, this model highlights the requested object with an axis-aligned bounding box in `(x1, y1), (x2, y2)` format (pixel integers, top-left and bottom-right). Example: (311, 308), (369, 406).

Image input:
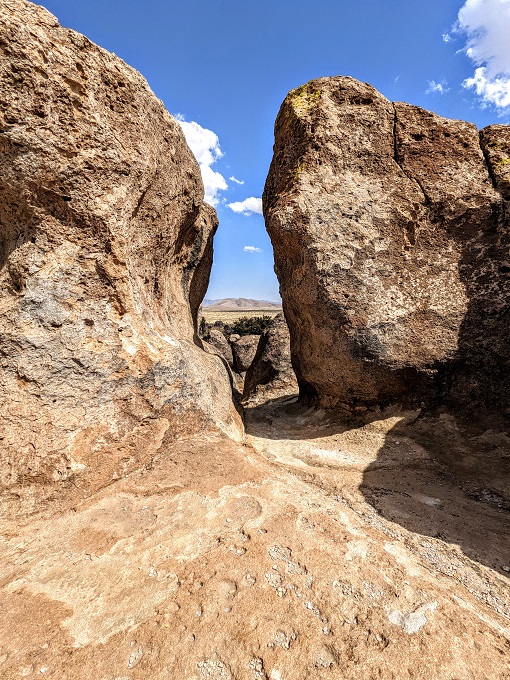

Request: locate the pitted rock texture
(0, 405), (509, 679)
(243, 313), (298, 403)
(232, 334), (260, 373)
(0, 0), (241, 513)
(264, 76), (510, 416)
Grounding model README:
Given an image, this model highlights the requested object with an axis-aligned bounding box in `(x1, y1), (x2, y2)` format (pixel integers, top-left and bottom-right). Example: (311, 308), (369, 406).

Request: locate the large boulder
(0, 0), (241, 508)
(264, 76), (510, 417)
(231, 335), (260, 372)
(243, 313), (298, 402)
(206, 327), (234, 366)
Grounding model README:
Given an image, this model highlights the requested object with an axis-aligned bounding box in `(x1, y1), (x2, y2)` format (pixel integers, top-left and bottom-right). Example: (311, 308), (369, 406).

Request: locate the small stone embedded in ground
(386, 601), (438, 634)
(314, 648), (337, 668)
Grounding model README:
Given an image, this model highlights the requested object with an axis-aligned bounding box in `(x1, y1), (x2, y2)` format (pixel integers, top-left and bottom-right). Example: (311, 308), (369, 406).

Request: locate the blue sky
(39, 0), (510, 302)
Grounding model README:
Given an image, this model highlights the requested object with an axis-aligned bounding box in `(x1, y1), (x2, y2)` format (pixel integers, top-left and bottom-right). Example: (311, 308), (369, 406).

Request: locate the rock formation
(232, 334), (260, 373)
(206, 327), (234, 367)
(0, 9), (509, 676)
(0, 0), (241, 512)
(243, 313), (298, 402)
(264, 76), (510, 417)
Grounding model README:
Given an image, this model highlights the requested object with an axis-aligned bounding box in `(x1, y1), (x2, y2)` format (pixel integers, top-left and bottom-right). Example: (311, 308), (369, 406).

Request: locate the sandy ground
(0, 396), (509, 678)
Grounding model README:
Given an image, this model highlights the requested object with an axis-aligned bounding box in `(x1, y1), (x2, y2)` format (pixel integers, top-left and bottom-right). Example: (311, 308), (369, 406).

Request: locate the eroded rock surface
(0, 403), (509, 679)
(0, 0), (241, 516)
(1, 11), (508, 678)
(264, 76), (510, 417)
(243, 313), (298, 403)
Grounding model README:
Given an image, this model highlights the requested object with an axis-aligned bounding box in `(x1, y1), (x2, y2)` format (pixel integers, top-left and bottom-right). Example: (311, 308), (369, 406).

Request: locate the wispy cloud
(176, 115), (228, 206)
(227, 197), (263, 216)
(426, 79), (450, 95)
(454, 0), (510, 110)
(442, 32), (453, 43)
(229, 176), (245, 185)
(244, 246), (262, 253)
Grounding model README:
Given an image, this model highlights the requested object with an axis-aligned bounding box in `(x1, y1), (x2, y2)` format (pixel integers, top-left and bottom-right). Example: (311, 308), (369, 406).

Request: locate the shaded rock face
(0, 0), (241, 505)
(231, 335), (260, 373)
(206, 328), (234, 366)
(243, 313), (298, 402)
(264, 76), (510, 417)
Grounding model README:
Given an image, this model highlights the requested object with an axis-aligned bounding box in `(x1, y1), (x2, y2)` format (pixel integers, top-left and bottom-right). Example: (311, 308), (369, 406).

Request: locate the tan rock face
(243, 313), (298, 403)
(0, 0), (241, 510)
(264, 76), (510, 417)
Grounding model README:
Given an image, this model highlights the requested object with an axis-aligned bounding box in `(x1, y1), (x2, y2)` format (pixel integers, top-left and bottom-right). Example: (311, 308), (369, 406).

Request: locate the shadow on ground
(244, 395), (510, 576)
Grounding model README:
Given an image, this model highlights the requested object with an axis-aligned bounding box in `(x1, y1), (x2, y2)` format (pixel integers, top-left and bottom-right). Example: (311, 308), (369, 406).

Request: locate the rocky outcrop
(243, 313), (298, 402)
(206, 328), (234, 366)
(264, 76), (510, 417)
(0, 0), (241, 510)
(231, 334), (260, 373)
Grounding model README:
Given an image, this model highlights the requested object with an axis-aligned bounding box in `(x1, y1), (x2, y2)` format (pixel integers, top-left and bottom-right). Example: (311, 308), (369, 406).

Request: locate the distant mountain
(202, 297), (282, 310)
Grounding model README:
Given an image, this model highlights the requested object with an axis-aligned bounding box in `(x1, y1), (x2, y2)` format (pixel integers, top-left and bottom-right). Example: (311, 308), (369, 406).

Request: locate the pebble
(230, 546), (246, 556)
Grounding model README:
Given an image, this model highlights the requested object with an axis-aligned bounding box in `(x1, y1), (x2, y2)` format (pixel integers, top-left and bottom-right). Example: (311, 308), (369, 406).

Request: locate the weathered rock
(0, 0), (241, 510)
(264, 76), (510, 416)
(231, 335), (260, 373)
(207, 328), (234, 366)
(243, 313), (298, 402)
(1, 399), (509, 679)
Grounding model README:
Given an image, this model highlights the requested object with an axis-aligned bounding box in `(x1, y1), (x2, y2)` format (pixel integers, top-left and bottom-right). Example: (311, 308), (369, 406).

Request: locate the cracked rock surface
(264, 76), (510, 418)
(0, 0), (241, 518)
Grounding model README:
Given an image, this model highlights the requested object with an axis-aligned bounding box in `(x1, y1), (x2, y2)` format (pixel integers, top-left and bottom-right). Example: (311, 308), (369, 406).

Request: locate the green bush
(198, 315), (274, 340)
(230, 315), (273, 336)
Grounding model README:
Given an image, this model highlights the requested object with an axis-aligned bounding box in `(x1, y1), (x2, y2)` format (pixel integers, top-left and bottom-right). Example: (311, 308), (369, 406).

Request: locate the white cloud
(464, 68), (510, 107)
(244, 246), (262, 253)
(455, 0), (510, 110)
(176, 115), (228, 206)
(229, 176), (245, 185)
(442, 32), (453, 43)
(426, 79), (450, 95)
(226, 197), (263, 216)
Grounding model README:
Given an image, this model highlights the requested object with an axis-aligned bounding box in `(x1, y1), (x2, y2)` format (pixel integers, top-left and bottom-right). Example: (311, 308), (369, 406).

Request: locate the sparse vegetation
(199, 313), (276, 339)
(231, 315), (273, 335)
